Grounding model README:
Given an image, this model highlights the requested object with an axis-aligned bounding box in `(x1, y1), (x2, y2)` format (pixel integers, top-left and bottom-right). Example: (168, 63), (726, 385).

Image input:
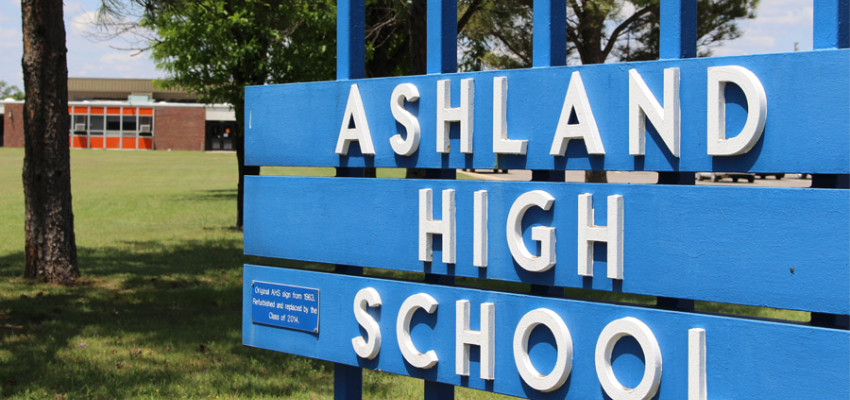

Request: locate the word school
(335, 65), (767, 159)
(350, 287), (707, 399)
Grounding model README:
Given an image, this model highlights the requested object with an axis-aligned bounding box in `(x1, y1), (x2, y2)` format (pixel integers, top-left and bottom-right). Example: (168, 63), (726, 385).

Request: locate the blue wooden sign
(243, 265), (850, 399)
(246, 51), (850, 173)
(242, 0), (850, 399)
(244, 177), (850, 315)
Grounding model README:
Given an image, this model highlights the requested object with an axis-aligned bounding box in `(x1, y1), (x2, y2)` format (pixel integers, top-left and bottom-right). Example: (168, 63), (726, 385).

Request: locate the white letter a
(550, 71), (605, 156)
(336, 84), (376, 155)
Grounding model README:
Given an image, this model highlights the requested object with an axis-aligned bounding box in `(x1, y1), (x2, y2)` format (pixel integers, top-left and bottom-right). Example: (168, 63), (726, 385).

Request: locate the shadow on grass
(180, 188), (238, 201)
(0, 238), (385, 399)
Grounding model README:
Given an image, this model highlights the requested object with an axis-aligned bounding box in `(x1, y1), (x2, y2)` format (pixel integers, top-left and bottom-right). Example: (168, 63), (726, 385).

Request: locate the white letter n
(629, 68), (681, 157)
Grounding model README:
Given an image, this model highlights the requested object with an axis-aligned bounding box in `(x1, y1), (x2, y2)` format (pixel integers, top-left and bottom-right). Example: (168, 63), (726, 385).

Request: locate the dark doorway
(0, 114), (4, 147)
(205, 121), (235, 151)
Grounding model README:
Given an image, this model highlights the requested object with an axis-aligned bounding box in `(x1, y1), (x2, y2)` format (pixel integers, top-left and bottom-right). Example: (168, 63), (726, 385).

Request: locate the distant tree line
(0, 80), (24, 100)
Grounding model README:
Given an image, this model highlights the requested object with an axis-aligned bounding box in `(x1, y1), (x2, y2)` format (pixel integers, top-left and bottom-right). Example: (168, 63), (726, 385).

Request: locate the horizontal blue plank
(245, 50), (850, 173)
(243, 265), (850, 400)
(244, 176), (850, 314)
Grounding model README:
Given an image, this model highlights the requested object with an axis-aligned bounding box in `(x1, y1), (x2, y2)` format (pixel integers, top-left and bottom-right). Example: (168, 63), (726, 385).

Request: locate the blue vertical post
(530, 0), (568, 183)
(334, 364), (362, 400)
(656, 0), (697, 307)
(337, 0), (365, 80)
(659, 0), (697, 59)
(424, 379), (455, 399)
(427, 0), (458, 74)
(335, 2), (365, 399)
(810, 0), (850, 327)
(813, 0), (850, 49)
(423, 3), (457, 397)
(533, 0), (567, 67)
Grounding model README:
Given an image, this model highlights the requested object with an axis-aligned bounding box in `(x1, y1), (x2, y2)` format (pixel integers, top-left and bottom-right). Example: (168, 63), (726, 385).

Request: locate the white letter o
(512, 308), (573, 392)
(595, 317), (662, 400)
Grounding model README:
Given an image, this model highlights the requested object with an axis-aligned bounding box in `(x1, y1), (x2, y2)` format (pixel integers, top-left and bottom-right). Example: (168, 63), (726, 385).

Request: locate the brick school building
(0, 78), (236, 151)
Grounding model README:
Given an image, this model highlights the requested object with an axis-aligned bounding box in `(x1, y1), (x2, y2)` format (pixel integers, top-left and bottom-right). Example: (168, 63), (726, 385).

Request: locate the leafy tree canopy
(459, 0), (759, 70)
(95, 0), (337, 228)
(0, 80), (24, 100)
(97, 0), (336, 107)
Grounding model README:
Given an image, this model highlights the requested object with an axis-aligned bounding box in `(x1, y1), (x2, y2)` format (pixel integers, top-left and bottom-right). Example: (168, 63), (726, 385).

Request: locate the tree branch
(457, 0), (483, 34)
(601, 4), (656, 60)
(491, 30), (531, 67)
(568, 0), (584, 18)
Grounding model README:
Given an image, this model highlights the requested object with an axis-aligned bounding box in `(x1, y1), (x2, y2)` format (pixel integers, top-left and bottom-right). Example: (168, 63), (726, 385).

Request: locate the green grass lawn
(0, 148), (807, 399)
(0, 148), (512, 400)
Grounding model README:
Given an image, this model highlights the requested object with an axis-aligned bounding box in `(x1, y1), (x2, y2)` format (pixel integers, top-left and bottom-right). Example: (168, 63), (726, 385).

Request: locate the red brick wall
(153, 106), (206, 151)
(2, 103), (207, 151)
(3, 103), (25, 148)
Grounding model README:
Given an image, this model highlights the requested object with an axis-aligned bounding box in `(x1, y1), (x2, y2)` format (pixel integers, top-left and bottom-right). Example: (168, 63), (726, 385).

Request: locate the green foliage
(459, 1), (534, 71)
(459, 0), (760, 70)
(616, 0), (760, 61)
(95, 0), (340, 227)
(0, 80), (24, 100)
(140, 0), (336, 110)
(362, 0), (414, 77)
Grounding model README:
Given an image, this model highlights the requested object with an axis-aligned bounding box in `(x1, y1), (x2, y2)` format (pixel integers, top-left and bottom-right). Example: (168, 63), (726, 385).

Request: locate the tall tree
(459, 0), (758, 68)
(21, 0), (78, 283)
(96, 0), (336, 229)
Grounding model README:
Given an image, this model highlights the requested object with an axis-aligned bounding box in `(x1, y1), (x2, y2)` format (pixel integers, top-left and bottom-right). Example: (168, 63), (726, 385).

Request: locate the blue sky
(0, 0), (815, 91)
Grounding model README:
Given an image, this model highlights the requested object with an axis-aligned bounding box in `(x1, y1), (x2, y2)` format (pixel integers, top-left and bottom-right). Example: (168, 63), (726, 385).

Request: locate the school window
(67, 106), (155, 150)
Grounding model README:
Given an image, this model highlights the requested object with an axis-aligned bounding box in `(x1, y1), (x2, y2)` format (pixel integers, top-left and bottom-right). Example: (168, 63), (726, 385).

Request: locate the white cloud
(64, 1), (86, 17)
(70, 10), (98, 36)
(717, 0), (813, 56)
(98, 52), (137, 72)
(756, 7), (814, 27)
(742, 35), (778, 49)
(0, 0), (165, 88)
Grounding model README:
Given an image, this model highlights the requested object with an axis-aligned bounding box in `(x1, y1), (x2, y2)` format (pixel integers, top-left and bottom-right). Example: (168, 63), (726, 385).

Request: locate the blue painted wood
(243, 176), (850, 315)
(532, 0), (566, 67)
(427, 0), (457, 74)
(424, 380), (454, 400)
(336, 0), (365, 80)
(660, 0), (697, 59)
(243, 265), (850, 400)
(334, 363), (362, 400)
(334, 0), (368, 389)
(245, 50), (850, 173)
(814, 0), (850, 49)
(657, 1), (699, 312)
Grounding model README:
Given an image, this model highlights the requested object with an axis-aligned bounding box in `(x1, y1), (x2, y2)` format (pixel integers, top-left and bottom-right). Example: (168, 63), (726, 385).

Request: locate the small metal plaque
(251, 281), (320, 333)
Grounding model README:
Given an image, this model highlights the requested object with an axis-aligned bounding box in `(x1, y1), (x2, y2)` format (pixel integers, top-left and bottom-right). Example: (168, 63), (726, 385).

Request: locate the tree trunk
(584, 169), (607, 183)
(233, 100), (259, 231)
(409, 0), (427, 75)
(21, 0), (78, 284)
